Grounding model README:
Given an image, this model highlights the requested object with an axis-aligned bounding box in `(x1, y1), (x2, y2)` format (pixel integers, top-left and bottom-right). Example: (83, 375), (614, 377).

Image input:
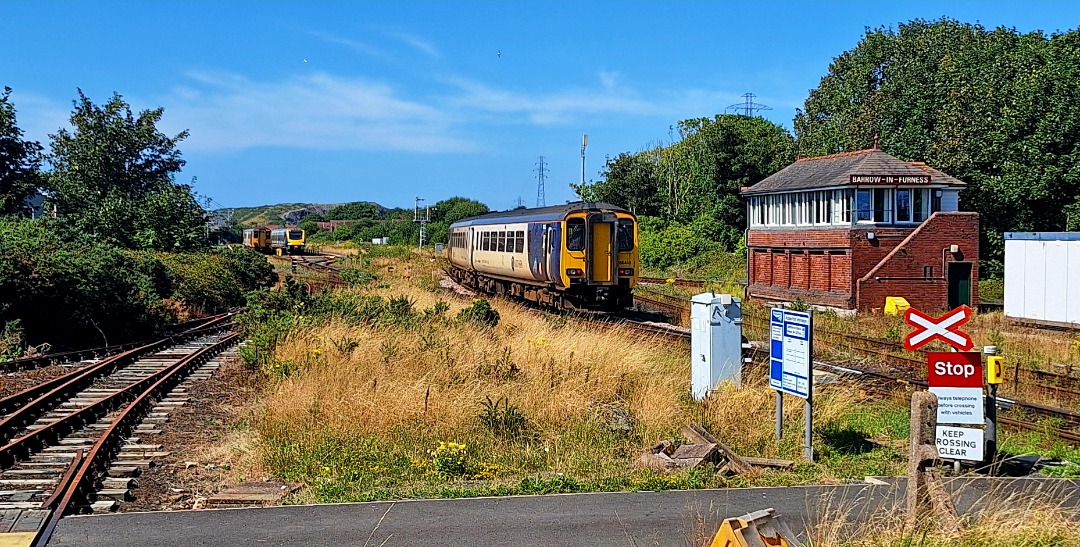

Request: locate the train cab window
(616, 219), (635, 252)
(566, 219), (585, 251)
(497, 231), (506, 252)
(515, 231), (524, 252)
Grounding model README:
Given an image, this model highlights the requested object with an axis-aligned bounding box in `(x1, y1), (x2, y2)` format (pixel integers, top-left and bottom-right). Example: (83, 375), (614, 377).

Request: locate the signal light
(566, 268), (584, 276)
(618, 268), (634, 276)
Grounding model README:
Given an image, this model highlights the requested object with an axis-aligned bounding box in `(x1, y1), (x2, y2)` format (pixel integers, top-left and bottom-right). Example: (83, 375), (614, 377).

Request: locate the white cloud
(388, 31), (440, 58)
(6, 91), (70, 145)
(308, 30), (388, 60)
(160, 71), (477, 153)
(443, 77), (665, 125)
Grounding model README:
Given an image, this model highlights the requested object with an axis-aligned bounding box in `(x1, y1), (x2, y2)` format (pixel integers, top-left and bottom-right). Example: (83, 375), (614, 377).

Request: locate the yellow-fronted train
(448, 202), (638, 310)
(243, 227), (306, 255)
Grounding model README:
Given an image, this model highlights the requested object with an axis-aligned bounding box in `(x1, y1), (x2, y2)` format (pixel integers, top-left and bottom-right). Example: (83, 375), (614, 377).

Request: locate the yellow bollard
(709, 508), (803, 547)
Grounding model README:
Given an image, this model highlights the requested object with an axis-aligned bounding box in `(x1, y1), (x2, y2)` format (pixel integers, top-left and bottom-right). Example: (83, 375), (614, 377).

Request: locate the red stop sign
(927, 352), (983, 388)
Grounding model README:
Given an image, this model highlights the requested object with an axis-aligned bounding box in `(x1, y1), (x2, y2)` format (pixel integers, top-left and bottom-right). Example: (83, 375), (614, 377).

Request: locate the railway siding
(0, 321), (239, 545)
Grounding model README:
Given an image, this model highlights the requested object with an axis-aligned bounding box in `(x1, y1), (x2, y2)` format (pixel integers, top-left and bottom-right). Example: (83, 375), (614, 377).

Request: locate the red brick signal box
(741, 149), (979, 312)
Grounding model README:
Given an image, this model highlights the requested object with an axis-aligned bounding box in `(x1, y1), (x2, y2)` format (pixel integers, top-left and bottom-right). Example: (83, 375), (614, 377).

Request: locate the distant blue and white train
(447, 202), (639, 310)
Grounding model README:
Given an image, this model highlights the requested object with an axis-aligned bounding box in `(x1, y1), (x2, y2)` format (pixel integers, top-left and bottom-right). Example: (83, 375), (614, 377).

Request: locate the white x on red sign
(903, 305), (974, 351)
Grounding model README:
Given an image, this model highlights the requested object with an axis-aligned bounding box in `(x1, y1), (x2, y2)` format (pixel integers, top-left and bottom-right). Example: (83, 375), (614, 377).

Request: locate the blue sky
(3, 1), (1077, 211)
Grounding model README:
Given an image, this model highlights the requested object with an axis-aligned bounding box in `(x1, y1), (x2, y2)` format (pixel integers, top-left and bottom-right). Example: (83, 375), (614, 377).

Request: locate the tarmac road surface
(48, 478), (1080, 546)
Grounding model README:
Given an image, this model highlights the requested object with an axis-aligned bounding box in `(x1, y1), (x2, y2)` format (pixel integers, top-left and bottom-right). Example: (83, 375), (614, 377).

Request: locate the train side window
(515, 230), (524, 252)
(617, 219), (635, 251)
(482, 232), (489, 251)
(497, 231), (506, 252)
(566, 219), (585, 251)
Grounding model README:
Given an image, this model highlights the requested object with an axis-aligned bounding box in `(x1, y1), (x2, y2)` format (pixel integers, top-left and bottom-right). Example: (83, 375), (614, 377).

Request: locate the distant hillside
(212, 201), (387, 228)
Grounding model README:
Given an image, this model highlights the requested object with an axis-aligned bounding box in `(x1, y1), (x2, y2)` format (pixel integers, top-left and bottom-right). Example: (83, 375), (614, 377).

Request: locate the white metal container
(690, 293), (744, 400)
(1004, 232), (1080, 327)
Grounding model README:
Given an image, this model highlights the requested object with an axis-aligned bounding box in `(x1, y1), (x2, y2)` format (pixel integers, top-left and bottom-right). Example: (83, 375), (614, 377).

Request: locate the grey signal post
(769, 308), (814, 461)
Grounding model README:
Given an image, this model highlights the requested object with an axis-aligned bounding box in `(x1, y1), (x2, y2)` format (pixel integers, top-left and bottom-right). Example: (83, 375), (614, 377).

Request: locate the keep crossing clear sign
(769, 308), (812, 399)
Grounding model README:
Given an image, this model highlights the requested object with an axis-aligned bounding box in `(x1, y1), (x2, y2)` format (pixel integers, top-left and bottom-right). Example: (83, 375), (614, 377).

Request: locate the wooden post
(906, 391), (961, 533)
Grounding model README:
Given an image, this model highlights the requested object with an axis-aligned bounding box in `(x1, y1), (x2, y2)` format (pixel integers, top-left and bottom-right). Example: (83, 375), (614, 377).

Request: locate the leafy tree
(0, 87), (43, 216)
(326, 201), (382, 220)
(794, 18), (1080, 273)
(576, 114), (793, 251)
(425, 197), (489, 244)
(46, 90), (206, 251)
(573, 152), (662, 216)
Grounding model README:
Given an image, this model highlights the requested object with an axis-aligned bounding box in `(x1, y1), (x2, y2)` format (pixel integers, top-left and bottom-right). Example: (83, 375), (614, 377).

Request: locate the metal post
(805, 312), (814, 461)
(775, 391), (783, 441)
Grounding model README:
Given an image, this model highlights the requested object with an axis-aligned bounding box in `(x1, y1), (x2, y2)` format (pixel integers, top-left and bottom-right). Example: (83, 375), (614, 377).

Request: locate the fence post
(906, 391), (961, 533)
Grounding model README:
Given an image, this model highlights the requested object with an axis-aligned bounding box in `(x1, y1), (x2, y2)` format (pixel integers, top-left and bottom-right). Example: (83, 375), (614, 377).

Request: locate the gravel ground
(0, 363), (90, 399)
(120, 355), (264, 512)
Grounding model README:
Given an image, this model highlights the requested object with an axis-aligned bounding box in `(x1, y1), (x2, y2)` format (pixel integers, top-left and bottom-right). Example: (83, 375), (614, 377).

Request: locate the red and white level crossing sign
(903, 305), (974, 351)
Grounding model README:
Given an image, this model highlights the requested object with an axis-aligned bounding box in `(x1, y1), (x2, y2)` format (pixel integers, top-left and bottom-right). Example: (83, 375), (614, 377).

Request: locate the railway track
(591, 311), (1080, 447)
(0, 318), (239, 545)
(0, 314), (231, 374)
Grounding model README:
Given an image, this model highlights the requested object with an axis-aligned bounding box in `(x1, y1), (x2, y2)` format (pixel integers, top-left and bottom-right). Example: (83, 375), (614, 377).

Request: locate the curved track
(0, 317), (239, 545)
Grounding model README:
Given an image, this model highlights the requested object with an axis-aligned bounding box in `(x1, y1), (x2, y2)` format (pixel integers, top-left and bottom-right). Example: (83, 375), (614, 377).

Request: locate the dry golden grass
(260, 283), (688, 444)
(809, 484), (1080, 547)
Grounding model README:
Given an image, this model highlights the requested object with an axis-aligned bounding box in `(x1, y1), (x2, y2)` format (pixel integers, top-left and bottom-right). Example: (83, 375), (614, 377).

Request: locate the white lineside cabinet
(1004, 232), (1080, 327)
(690, 293), (744, 400)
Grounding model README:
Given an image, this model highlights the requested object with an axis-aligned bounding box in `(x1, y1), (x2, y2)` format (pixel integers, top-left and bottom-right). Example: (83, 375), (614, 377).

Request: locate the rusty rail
(0, 313), (230, 373)
(21, 332), (238, 546)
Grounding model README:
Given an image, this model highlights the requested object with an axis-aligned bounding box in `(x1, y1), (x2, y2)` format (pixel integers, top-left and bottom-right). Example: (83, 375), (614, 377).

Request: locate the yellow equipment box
(884, 296), (910, 316)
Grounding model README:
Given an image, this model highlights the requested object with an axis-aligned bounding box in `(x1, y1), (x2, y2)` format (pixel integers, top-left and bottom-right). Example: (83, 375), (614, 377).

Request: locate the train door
(546, 223), (561, 285)
(469, 227), (475, 269)
(588, 214), (616, 284)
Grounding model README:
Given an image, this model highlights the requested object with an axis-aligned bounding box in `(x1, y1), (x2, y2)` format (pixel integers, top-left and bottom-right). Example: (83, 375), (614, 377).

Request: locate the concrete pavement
(48, 478), (1080, 546)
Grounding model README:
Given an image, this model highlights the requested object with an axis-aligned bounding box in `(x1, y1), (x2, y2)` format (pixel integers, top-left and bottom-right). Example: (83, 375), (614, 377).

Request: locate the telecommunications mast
(414, 196), (430, 250)
(580, 133), (588, 187)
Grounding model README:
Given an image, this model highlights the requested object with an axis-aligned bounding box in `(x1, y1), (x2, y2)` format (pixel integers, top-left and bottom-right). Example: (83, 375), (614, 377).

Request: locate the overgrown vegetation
(0, 89), (275, 354)
(0, 216), (274, 352)
(231, 249), (944, 504)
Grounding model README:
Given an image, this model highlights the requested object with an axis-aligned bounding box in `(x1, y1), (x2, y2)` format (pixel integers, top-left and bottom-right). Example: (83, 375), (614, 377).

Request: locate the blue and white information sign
(769, 308), (812, 399)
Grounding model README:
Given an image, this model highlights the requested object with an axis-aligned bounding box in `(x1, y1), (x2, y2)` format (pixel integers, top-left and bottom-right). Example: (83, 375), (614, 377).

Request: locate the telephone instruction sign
(769, 308), (812, 399)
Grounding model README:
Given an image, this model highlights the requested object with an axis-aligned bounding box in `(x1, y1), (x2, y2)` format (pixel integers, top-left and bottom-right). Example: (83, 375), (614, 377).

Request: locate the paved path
(48, 478), (1080, 547)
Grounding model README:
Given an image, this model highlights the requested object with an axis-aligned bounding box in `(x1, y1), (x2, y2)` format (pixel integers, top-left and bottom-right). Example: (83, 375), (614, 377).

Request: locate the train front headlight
(618, 268), (634, 276)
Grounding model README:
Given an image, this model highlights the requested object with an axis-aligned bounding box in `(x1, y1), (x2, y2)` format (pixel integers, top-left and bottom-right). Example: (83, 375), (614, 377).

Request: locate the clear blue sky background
(3, 1), (1076, 211)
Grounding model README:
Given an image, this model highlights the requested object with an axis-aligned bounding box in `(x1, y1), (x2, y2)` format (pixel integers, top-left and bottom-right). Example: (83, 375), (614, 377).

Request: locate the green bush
(458, 299), (500, 327)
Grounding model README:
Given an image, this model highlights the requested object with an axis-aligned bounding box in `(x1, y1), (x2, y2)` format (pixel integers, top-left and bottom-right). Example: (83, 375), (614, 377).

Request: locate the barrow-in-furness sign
(849, 175), (931, 185)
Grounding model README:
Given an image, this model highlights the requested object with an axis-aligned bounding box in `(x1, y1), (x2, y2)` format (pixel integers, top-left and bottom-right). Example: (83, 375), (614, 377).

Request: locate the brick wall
(747, 228), (855, 309)
(855, 212), (980, 312)
(745, 212), (979, 312)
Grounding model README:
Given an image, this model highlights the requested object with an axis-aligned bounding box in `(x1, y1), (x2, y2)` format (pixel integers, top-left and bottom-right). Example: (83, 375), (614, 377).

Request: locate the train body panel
(242, 228), (271, 251)
(448, 203), (637, 310)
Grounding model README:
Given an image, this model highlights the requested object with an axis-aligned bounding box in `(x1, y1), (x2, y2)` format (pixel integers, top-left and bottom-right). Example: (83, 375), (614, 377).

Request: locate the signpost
(904, 306), (988, 464)
(769, 308), (813, 460)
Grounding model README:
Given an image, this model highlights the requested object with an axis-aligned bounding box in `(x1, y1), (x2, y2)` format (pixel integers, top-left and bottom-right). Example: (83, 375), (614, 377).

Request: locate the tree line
(0, 88), (272, 356)
(576, 18), (1080, 275)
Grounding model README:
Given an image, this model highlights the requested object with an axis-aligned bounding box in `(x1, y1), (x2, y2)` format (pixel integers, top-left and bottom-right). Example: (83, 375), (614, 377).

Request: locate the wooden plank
(10, 509), (49, 532)
(0, 510), (20, 533)
(683, 423), (754, 475)
(742, 456), (795, 469)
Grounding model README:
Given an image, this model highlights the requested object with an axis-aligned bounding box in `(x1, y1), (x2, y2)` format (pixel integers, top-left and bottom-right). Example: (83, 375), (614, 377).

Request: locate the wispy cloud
(388, 31), (440, 58)
(6, 91), (70, 145)
(160, 71), (476, 153)
(308, 30), (389, 60)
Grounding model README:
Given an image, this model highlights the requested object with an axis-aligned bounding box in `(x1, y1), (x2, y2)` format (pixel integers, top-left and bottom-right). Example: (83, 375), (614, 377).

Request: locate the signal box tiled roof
(741, 148), (966, 195)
